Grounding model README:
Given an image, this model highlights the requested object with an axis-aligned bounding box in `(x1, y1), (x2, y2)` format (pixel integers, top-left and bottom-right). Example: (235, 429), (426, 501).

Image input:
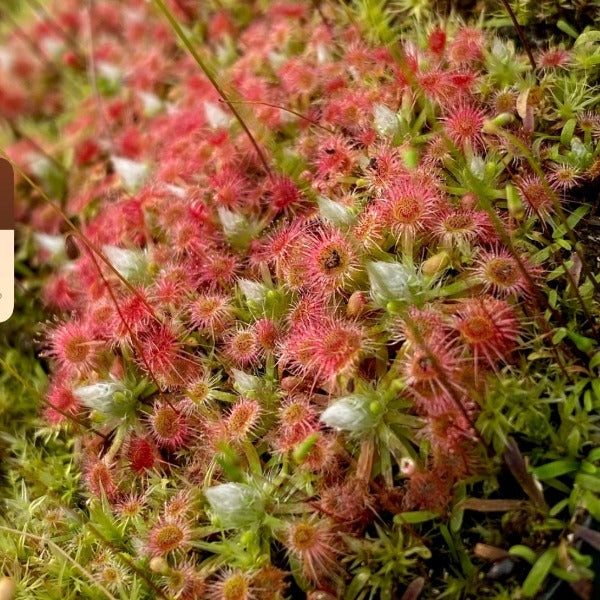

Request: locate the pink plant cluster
(7, 0), (595, 597)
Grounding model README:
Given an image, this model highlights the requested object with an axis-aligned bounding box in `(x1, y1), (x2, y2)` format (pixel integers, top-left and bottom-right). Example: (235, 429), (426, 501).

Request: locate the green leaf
(549, 498), (569, 516)
(591, 379), (600, 403)
(550, 566), (581, 583)
(574, 30), (600, 46)
(587, 447), (600, 463)
(552, 328), (567, 344)
(532, 460), (579, 480)
(589, 352), (600, 371)
(394, 511), (438, 524)
(567, 205), (590, 230)
(576, 473), (600, 493)
(560, 119), (576, 147)
(509, 545), (537, 563)
(345, 569), (371, 600)
(582, 490), (600, 521)
(521, 547), (557, 598)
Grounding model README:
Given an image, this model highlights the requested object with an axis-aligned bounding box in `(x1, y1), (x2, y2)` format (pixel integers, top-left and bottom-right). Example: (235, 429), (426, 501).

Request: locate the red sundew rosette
(0, 159), (13, 323)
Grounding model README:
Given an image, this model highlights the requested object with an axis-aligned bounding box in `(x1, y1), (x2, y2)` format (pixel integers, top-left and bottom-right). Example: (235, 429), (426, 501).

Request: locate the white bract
(34, 233), (65, 261)
(366, 261), (414, 305)
(374, 104), (399, 138)
(320, 395), (374, 434)
(103, 245), (147, 281)
(204, 483), (264, 528)
(74, 381), (125, 413)
(204, 100), (232, 129)
(317, 196), (355, 227)
(111, 156), (149, 192)
(238, 279), (270, 305)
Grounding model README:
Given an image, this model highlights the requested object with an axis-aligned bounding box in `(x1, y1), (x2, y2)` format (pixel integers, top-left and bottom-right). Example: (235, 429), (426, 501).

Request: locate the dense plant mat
(1, 1), (600, 598)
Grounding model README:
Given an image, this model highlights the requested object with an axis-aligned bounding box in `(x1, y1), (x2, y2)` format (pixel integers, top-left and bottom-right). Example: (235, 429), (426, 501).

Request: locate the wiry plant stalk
(152, 0), (272, 177)
(499, 0), (537, 71)
(220, 99), (336, 133)
(401, 311), (492, 455)
(464, 173), (576, 380)
(82, 243), (178, 408)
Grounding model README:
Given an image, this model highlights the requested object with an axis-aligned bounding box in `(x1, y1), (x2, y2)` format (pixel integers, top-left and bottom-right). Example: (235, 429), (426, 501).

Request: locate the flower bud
(29, 154), (52, 179)
(138, 91), (163, 117)
(292, 432), (320, 463)
(231, 369), (261, 395)
(0, 577), (15, 600)
(469, 155), (485, 181)
(401, 146), (419, 170)
(390, 379), (405, 392)
(204, 483), (264, 528)
(149, 557), (170, 574)
(74, 381), (136, 419)
(217, 208), (261, 249)
(369, 400), (383, 415)
(98, 61), (122, 85)
(34, 233), (66, 261)
(346, 291), (368, 318)
(400, 457), (416, 476)
(461, 192), (478, 210)
(239, 279), (269, 306)
(483, 112), (514, 133)
(422, 251), (450, 276)
(506, 184), (525, 220)
(204, 100), (232, 129)
(217, 207), (247, 239)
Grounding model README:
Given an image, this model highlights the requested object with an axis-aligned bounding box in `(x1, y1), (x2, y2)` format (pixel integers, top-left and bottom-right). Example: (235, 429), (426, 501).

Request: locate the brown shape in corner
(0, 159), (13, 230)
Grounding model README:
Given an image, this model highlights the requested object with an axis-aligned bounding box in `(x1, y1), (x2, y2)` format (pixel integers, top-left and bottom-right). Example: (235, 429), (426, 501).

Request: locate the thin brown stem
(402, 312), (493, 456)
(152, 0), (272, 177)
(82, 244), (180, 411)
(219, 99), (336, 133)
(499, 0), (537, 71)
